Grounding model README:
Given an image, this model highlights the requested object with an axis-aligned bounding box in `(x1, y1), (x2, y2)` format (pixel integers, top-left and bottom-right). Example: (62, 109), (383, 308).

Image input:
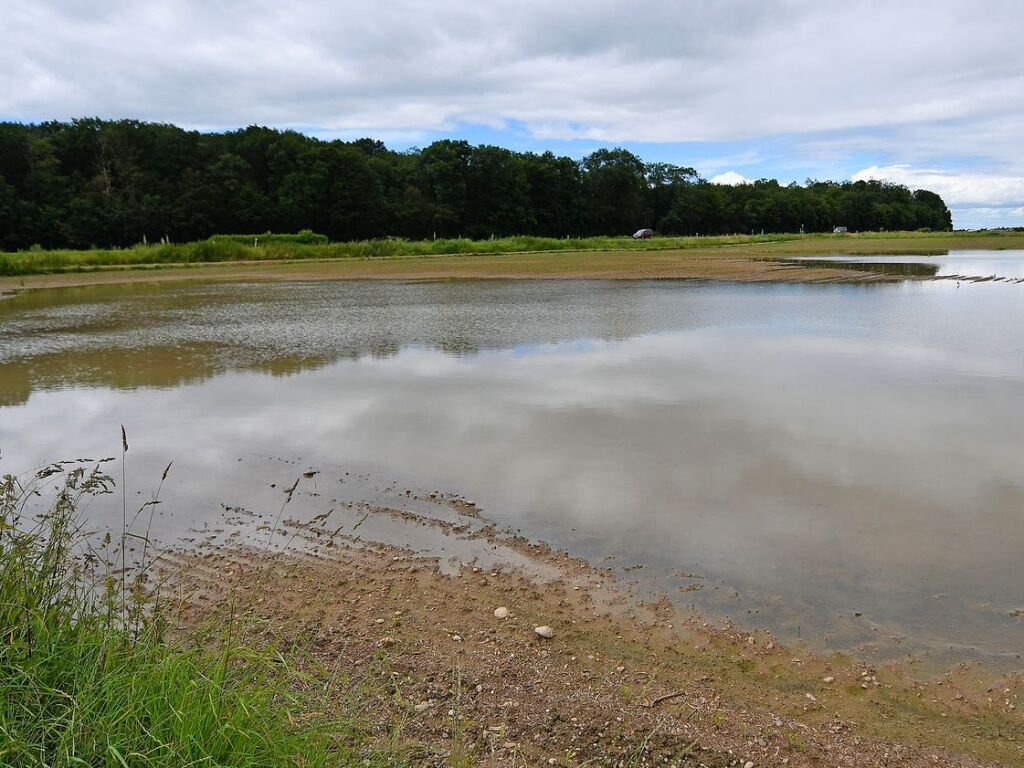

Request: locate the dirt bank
(160, 498), (1022, 767)
(6, 231), (1024, 294)
(0, 249), (906, 293)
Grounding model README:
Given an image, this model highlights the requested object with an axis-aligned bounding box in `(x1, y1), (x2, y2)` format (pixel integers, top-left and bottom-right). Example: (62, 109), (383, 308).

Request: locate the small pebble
(535, 625), (555, 639)
(823, 676), (835, 684)
(494, 606), (510, 619)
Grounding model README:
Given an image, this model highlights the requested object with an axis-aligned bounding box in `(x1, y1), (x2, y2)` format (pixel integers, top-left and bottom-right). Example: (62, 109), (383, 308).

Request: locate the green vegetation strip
(0, 233), (800, 276)
(5, 229), (1023, 278)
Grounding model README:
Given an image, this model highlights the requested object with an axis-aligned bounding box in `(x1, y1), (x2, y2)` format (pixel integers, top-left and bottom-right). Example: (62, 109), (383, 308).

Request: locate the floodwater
(1, 252), (1023, 664)
(788, 249), (1024, 280)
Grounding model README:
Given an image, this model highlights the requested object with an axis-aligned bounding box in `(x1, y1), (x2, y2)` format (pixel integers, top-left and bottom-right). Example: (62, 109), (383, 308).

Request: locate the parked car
(632, 228), (654, 239)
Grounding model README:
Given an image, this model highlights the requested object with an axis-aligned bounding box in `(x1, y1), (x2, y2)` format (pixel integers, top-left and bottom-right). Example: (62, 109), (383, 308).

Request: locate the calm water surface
(790, 249), (1024, 280)
(1, 259), (1023, 663)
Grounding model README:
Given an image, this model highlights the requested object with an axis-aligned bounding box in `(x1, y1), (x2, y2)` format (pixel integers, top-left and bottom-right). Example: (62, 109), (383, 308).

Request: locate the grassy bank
(2, 230), (1023, 290)
(0, 464), (391, 767)
(0, 233), (806, 276)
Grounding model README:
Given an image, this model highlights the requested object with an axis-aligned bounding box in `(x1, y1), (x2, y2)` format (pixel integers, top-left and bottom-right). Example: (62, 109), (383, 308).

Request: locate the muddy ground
(0, 252), (898, 293)
(160, 494), (1022, 767)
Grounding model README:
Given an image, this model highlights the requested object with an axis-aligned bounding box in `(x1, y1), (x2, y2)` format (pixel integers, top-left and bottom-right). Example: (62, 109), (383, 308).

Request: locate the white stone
(534, 625), (555, 639)
(494, 606), (510, 619)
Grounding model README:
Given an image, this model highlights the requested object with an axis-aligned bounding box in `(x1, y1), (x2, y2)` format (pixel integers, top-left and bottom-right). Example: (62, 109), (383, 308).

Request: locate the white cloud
(710, 171), (752, 186)
(2, 0), (1023, 145)
(852, 165), (1024, 229)
(852, 165), (1024, 207)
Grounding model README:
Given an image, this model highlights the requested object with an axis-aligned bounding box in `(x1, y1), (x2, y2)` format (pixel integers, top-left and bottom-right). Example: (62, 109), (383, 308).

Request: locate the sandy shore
(160, 492), (1022, 767)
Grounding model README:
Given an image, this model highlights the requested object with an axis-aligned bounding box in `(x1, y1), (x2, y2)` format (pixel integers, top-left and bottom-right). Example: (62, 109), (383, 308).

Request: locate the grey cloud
(2, 0), (1023, 184)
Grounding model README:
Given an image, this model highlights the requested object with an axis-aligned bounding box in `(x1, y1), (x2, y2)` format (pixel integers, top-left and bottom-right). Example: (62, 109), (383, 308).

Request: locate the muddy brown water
(1, 253), (1023, 666)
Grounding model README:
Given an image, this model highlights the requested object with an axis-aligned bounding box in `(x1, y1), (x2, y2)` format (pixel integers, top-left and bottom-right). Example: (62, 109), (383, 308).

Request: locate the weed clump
(0, 460), (376, 767)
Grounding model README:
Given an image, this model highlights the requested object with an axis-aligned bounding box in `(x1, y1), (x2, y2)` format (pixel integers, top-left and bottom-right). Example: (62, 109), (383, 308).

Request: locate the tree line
(0, 119), (952, 250)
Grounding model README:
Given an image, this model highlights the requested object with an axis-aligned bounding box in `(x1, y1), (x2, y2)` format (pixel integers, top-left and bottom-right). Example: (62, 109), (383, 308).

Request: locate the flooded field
(2, 254), (1023, 665)
(786, 249), (1024, 281)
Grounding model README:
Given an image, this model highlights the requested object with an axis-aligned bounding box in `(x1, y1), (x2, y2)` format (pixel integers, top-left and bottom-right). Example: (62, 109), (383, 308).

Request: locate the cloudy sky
(3, 1), (1023, 228)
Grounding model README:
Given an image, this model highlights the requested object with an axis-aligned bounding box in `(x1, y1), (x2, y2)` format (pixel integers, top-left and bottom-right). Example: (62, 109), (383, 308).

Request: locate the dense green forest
(0, 119), (951, 250)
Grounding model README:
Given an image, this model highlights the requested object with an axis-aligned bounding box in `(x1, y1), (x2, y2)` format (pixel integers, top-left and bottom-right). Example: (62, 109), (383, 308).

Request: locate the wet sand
(160, 491), (1022, 767)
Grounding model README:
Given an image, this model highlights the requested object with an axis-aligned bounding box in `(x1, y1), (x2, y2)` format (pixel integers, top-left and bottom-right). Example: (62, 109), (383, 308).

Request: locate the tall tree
(0, 119), (956, 249)
(580, 148), (650, 235)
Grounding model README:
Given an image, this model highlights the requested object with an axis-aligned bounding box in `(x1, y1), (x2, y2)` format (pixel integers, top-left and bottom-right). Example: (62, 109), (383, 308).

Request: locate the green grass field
(3, 230), (1023, 285)
(0, 233), (803, 276)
